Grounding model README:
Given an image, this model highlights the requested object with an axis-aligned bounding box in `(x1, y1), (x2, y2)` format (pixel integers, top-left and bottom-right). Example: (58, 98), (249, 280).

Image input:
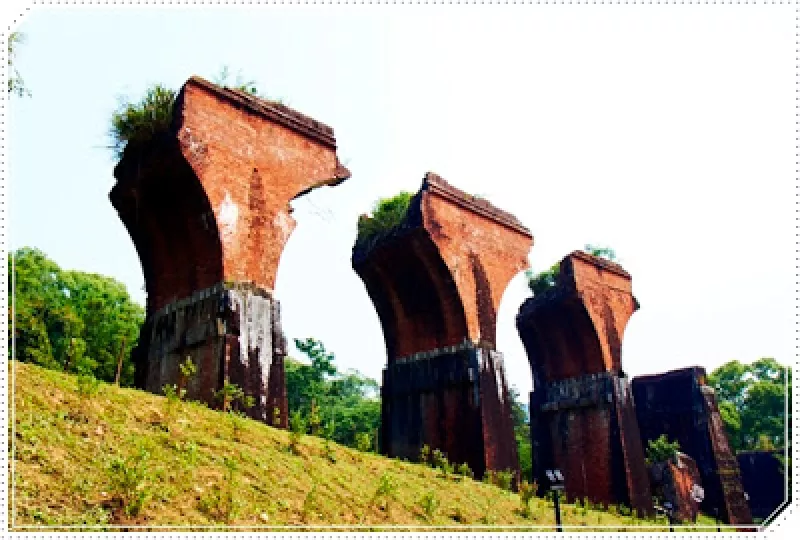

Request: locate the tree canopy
(9, 247), (145, 386)
(8, 32), (30, 97)
(285, 337), (381, 451)
(707, 358), (791, 452)
(508, 386), (532, 481)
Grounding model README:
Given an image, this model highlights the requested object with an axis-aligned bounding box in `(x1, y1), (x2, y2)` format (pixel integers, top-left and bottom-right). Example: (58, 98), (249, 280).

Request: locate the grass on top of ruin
(9, 361), (722, 531)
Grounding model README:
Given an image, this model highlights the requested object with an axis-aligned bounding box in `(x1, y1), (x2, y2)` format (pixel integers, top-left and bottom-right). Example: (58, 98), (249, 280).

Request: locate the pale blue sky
(5, 3), (796, 397)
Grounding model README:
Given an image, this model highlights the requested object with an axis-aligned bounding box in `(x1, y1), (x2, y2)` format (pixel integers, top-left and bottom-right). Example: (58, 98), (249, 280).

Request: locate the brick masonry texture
(649, 453), (703, 524)
(517, 252), (653, 517)
(353, 172), (532, 479)
(110, 76), (349, 424)
(632, 367), (753, 525)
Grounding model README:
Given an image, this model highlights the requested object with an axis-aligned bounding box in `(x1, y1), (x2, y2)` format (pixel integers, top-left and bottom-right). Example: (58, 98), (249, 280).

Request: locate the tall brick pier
(516, 252), (653, 516)
(352, 173), (532, 479)
(110, 76), (350, 427)
(632, 367), (753, 524)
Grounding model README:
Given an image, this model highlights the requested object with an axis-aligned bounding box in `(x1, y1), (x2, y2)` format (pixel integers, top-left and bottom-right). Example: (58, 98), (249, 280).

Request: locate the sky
(2, 2), (796, 399)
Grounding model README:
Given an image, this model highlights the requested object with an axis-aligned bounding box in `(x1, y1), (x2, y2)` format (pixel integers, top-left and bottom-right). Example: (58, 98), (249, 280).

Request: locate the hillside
(9, 361), (719, 531)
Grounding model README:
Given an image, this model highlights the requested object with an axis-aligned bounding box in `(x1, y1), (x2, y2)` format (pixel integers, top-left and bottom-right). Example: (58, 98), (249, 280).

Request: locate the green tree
(8, 32), (31, 97)
(708, 358), (791, 451)
(508, 386), (532, 481)
(285, 338), (381, 450)
(9, 247), (144, 385)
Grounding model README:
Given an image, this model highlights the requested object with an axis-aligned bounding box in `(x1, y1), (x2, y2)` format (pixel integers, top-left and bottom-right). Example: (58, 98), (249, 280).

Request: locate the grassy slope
(9, 361), (718, 531)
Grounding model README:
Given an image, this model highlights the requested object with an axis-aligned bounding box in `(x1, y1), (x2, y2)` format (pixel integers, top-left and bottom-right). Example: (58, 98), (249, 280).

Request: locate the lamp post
(546, 469), (565, 532)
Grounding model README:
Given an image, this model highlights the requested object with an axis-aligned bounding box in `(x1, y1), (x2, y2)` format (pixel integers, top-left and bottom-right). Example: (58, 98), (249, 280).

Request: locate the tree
(8, 247), (144, 386)
(508, 386), (532, 481)
(8, 32), (30, 97)
(708, 358), (791, 452)
(285, 337), (381, 450)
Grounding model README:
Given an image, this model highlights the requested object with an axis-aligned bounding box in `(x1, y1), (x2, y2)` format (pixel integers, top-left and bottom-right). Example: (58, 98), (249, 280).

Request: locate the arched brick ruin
(516, 252), (653, 516)
(633, 367), (753, 525)
(110, 76), (350, 427)
(352, 173), (532, 479)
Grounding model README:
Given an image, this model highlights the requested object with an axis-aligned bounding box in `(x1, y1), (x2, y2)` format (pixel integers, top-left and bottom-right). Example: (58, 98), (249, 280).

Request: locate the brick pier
(110, 76), (350, 426)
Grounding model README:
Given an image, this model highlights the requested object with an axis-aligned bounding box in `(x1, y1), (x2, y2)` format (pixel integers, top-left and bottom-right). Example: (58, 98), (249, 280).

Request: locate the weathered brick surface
(650, 453), (703, 523)
(632, 367), (753, 525)
(517, 252), (653, 516)
(737, 450), (787, 521)
(111, 76), (348, 424)
(355, 172), (532, 478)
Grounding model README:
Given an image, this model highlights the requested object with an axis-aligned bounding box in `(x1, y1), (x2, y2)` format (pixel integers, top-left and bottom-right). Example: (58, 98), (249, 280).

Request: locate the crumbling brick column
(516, 252), (653, 516)
(632, 367), (753, 525)
(110, 76), (350, 427)
(352, 173), (532, 479)
(649, 452), (703, 524)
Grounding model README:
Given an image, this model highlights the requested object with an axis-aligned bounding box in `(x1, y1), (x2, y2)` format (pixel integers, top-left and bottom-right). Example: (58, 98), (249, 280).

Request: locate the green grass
(9, 361), (724, 531)
(355, 191), (413, 245)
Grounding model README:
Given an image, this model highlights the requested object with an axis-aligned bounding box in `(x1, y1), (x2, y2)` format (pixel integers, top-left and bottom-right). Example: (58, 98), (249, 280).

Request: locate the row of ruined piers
(110, 76), (753, 525)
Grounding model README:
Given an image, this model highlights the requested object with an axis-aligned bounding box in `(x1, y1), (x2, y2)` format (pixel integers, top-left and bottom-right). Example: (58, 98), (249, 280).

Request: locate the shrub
(229, 410), (247, 442)
(525, 263), (561, 296)
(213, 380), (246, 413)
(75, 374), (101, 421)
(519, 480), (537, 517)
(323, 438), (337, 464)
(356, 192), (413, 244)
(77, 373), (101, 399)
(109, 84), (176, 158)
(483, 468), (514, 492)
(645, 434), (681, 465)
(431, 448), (448, 470)
(457, 462), (474, 479)
(419, 444), (431, 465)
(107, 449), (150, 518)
(177, 356), (197, 396)
(355, 432), (373, 453)
(372, 472), (398, 512)
(584, 244), (617, 262)
(495, 469), (514, 491)
(288, 412), (305, 455)
(198, 456), (241, 523)
(302, 483), (319, 521)
(419, 491), (440, 521)
(308, 399), (322, 436)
